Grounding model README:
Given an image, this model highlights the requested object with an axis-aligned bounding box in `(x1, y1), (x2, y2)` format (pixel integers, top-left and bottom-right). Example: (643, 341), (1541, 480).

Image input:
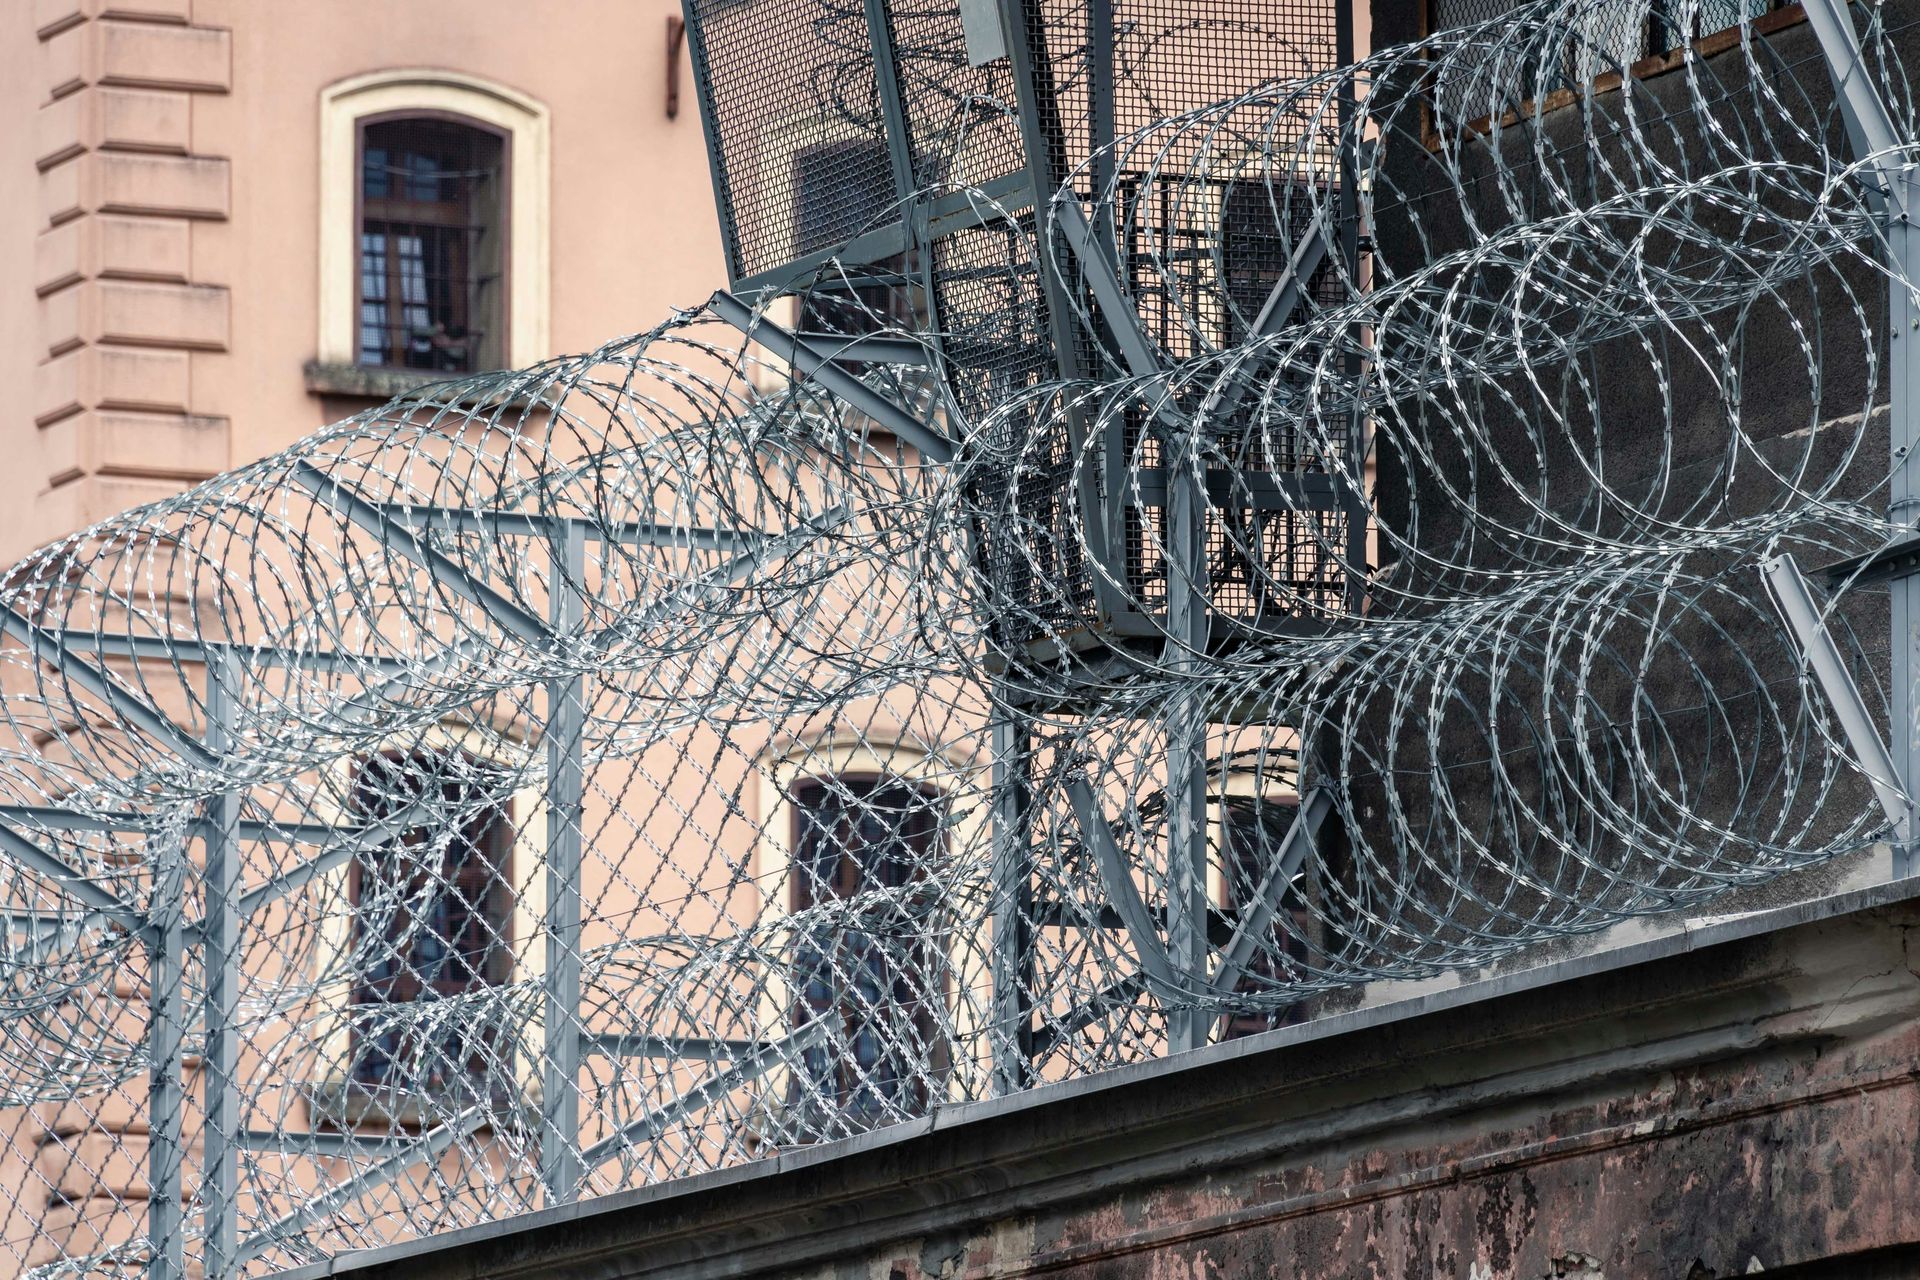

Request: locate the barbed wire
(0, 0), (1910, 1276)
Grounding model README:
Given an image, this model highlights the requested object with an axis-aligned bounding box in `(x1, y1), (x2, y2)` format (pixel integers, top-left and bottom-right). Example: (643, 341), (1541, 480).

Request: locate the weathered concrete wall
(276, 885), (1920, 1280)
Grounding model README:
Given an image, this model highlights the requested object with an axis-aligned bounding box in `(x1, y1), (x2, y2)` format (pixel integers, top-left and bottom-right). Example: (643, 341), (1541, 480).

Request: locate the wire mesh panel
(686, 0), (899, 281)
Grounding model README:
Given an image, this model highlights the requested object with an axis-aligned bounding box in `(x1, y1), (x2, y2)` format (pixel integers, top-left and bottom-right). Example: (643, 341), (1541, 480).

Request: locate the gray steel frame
(1797, 0), (1919, 876)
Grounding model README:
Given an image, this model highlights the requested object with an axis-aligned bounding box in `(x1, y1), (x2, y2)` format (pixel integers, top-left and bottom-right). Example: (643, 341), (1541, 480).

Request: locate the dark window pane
(787, 775), (945, 1136)
(347, 750), (514, 1100)
(357, 118), (504, 372)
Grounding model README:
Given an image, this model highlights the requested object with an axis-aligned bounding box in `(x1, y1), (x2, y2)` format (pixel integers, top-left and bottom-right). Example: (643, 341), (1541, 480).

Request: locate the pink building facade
(2, 0), (726, 567)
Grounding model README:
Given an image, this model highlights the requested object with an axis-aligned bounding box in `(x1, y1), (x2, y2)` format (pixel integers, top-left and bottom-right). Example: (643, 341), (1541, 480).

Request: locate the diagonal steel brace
(1763, 554), (1910, 844)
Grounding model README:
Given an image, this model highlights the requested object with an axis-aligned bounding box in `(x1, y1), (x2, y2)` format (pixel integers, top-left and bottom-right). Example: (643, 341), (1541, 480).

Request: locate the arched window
(356, 117), (507, 373)
(317, 71), (550, 382)
(785, 774), (948, 1135)
(346, 749), (516, 1108)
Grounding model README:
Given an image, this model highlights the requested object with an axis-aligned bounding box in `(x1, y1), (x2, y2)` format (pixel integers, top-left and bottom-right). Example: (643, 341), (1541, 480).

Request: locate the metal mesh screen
(688, 0), (896, 280)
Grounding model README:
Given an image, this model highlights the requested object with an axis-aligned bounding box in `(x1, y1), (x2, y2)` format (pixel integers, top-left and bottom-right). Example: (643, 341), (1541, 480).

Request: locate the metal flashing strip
(576, 1020), (832, 1168)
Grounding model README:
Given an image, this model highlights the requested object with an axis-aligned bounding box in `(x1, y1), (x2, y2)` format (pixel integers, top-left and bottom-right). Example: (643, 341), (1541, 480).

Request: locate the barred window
(1217, 794), (1310, 1041)
(787, 775), (947, 1133)
(348, 750), (515, 1102)
(358, 117), (506, 373)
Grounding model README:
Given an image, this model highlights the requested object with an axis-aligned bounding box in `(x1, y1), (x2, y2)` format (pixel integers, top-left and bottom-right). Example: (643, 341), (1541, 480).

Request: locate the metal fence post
(989, 698), (1034, 1093)
(1164, 446), (1211, 1054)
(1803, 0), (1920, 875)
(540, 519), (587, 1202)
(1887, 170), (1920, 877)
(147, 830), (188, 1280)
(202, 651), (241, 1280)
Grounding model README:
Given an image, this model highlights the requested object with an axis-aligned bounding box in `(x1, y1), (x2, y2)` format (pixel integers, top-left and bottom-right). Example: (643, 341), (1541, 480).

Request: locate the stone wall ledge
(270, 872), (1920, 1280)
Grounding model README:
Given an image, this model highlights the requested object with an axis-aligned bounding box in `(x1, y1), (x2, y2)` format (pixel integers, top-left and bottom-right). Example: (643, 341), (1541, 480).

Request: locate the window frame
(746, 736), (992, 1145)
(343, 746), (519, 1100)
(304, 719), (551, 1129)
(784, 772), (951, 1130)
(317, 70), (550, 375)
(353, 110), (513, 375)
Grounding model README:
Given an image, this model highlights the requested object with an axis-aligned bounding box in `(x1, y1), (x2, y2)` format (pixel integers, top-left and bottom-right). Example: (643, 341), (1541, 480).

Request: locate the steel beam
(1063, 776), (1181, 996)
(200, 652), (241, 1280)
(617, 503), (855, 639)
(0, 606), (217, 770)
(576, 1020), (831, 1168)
(227, 796), (444, 920)
(234, 1131), (425, 1157)
(291, 462), (551, 646)
(583, 1033), (762, 1058)
(146, 838), (188, 1280)
(863, 0), (919, 220)
(1198, 206), (1333, 428)
(1803, 0), (1905, 207)
(232, 1107), (489, 1268)
(43, 630), (411, 675)
(708, 292), (955, 464)
(1248, 207), (1332, 339)
(0, 820), (145, 932)
(1161, 448), (1212, 1054)
(1053, 200), (1164, 381)
(540, 519), (587, 1205)
(1028, 972), (1145, 1058)
(1804, 0), (1920, 879)
(791, 333), (933, 367)
(1763, 555), (1911, 855)
(989, 703), (1035, 1094)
